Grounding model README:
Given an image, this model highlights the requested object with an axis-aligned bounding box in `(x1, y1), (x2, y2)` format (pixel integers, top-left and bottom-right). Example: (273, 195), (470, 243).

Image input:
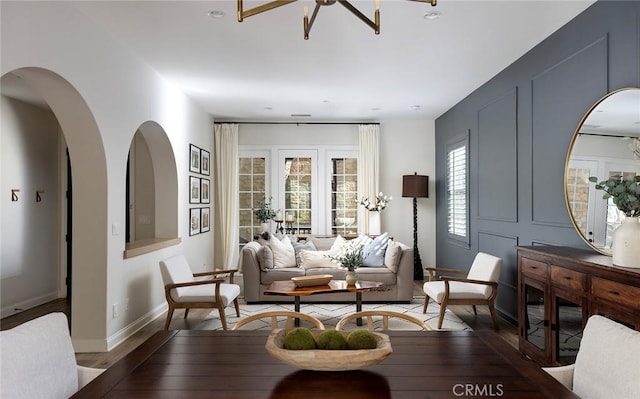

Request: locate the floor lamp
(402, 173), (429, 280)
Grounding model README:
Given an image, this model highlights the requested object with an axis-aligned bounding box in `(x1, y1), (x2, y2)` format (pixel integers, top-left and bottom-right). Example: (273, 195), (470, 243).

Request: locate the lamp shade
(402, 174), (429, 198)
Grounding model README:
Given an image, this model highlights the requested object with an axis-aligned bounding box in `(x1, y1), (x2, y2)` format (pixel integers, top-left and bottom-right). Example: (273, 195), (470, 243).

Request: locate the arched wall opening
(3, 67), (109, 348)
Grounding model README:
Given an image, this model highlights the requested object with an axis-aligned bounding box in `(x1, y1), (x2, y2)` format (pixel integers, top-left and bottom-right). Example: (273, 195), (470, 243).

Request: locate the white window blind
(447, 143), (467, 239)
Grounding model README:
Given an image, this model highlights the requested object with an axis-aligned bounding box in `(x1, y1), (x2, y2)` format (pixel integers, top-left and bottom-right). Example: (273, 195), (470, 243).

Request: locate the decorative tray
(265, 329), (392, 371)
(291, 274), (333, 287)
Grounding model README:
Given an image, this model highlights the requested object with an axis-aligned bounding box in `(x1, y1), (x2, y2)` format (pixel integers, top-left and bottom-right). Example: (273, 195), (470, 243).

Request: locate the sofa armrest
(394, 242), (414, 301)
(77, 365), (105, 390)
(241, 242), (262, 302)
(542, 364), (574, 391)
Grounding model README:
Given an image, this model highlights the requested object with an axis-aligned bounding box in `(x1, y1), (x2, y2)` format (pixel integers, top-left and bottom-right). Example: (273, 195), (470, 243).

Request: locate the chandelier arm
(305, 3), (322, 39)
(237, 0), (298, 22)
(337, 1), (378, 33)
(406, 0), (437, 6)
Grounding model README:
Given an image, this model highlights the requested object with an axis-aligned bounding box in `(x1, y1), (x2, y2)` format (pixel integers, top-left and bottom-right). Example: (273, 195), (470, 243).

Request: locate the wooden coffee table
(263, 280), (385, 326)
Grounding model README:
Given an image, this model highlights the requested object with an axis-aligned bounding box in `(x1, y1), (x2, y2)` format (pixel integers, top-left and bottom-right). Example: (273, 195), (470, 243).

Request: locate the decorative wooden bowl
(291, 274), (332, 287)
(265, 329), (392, 371)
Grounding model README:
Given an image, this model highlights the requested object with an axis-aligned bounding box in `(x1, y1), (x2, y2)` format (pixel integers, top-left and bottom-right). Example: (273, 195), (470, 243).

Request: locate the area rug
(197, 296), (471, 331)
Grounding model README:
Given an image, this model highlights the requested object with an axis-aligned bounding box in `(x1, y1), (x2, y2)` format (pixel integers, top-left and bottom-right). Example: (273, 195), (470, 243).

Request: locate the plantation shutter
(447, 142), (467, 239)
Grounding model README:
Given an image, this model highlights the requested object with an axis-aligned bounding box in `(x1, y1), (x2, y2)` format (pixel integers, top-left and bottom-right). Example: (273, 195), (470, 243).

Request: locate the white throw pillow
(384, 239), (402, 273)
(268, 234), (297, 268)
(299, 249), (341, 269)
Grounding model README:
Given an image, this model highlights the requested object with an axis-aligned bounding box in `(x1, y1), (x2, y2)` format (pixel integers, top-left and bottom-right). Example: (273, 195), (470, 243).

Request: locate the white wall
(1, 97), (62, 316)
(1, 2), (213, 351)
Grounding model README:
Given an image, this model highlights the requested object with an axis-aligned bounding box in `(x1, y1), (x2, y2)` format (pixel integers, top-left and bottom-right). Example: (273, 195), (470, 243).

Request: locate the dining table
(73, 329), (577, 398)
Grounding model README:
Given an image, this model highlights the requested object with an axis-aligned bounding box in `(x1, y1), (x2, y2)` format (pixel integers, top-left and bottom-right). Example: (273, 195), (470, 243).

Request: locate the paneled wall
(435, 1), (640, 323)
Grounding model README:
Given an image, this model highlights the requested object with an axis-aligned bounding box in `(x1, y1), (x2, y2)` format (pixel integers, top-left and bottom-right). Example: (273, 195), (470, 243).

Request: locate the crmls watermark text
(452, 383), (504, 397)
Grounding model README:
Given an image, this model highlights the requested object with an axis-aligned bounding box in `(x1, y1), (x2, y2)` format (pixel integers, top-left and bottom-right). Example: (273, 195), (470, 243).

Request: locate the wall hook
(11, 189), (20, 202)
(36, 190), (44, 202)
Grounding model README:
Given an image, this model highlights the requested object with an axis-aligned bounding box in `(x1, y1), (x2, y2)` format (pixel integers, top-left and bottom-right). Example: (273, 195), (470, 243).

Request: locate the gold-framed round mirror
(565, 87), (640, 255)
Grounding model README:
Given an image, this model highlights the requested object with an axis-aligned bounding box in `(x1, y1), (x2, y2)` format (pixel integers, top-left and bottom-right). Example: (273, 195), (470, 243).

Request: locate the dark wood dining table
(73, 329), (577, 398)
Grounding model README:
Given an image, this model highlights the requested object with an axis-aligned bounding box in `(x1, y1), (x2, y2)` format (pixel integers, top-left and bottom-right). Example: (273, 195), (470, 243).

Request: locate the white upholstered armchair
(543, 315), (640, 399)
(0, 312), (104, 398)
(159, 254), (241, 330)
(422, 252), (502, 330)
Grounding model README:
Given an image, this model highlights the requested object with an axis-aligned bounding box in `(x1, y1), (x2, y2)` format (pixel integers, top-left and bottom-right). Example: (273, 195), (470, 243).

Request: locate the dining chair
(543, 315), (640, 398)
(159, 254), (241, 330)
(0, 312), (104, 398)
(422, 252), (502, 331)
(335, 310), (430, 331)
(231, 311), (325, 331)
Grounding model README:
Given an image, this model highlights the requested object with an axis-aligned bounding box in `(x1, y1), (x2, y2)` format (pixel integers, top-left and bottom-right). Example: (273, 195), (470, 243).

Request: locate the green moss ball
(316, 329), (349, 350)
(346, 329), (378, 350)
(282, 327), (317, 350)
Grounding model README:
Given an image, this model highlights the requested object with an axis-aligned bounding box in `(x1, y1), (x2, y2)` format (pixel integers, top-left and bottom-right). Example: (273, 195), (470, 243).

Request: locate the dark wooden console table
(518, 245), (640, 366)
(73, 329), (575, 398)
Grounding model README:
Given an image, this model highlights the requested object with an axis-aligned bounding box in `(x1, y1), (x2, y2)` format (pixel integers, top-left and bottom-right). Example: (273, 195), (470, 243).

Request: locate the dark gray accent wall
(434, 1), (640, 324)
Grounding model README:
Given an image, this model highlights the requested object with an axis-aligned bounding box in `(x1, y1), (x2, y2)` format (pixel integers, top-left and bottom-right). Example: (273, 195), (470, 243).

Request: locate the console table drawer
(551, 266), (586, 292)
(591, 277), (640, 308)
(520, 257), (548, 279)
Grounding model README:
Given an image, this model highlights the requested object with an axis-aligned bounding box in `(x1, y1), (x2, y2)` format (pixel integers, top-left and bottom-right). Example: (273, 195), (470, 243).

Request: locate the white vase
(612, 217), (640, 268)
(345, 271), (357, 286)
(261, 222), (270, 233)
(368, 212), (381, 236)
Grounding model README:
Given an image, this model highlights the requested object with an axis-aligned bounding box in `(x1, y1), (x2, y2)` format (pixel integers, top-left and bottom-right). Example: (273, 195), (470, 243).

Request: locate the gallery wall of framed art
(188, 144), (211, 235)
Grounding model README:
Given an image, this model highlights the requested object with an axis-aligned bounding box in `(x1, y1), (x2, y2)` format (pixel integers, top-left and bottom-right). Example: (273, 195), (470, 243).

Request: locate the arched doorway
(1, 67), (108, 347)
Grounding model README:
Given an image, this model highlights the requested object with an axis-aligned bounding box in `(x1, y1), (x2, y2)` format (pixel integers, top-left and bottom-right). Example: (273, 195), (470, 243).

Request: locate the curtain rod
(215, 121), (379, 126)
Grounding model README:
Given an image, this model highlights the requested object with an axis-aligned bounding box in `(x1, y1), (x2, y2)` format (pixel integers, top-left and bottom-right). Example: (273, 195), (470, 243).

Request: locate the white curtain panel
(358, 124), (380, 234)
(214, 123), (239, 270)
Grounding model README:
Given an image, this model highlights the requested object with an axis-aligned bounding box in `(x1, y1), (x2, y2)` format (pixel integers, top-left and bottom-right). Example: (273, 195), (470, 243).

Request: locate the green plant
(328, 243), (365, 272)
(589, 175), (640, 217)
(253, 195), (277, 222)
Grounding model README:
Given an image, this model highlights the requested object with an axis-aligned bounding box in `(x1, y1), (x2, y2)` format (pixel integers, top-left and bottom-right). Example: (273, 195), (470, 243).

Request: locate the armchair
(0, 312), (104, 398)
(543, 315), (640, 398)
(336, 310), (430, 331)
(422, 252), (502, 330)
(160, 254), (241, 330)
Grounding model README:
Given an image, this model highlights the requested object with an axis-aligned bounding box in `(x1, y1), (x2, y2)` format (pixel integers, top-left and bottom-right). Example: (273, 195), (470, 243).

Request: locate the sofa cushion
(260, 267), (305, 284)
(266, 234), (297, 268)
(362, 232), (389, 267)
(384, 240), (402, 273)
(306, 267), (346, 279)
(299, 249), (341, 269)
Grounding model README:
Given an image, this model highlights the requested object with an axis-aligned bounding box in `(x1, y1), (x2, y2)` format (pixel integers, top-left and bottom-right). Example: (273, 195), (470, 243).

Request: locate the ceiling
(4, 1), (596, 122)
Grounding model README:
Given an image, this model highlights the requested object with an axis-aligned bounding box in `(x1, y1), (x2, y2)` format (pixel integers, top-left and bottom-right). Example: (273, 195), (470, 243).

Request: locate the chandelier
(237, 0), (438, 40)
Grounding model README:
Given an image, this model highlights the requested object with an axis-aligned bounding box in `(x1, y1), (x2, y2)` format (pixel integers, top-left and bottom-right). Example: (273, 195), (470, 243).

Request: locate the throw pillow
(258, 245), (274, 271)
(268, 234), (297, 268)
(362, 232), (390, 267)
(292, 240), (317, 266)
(384, 239), (402, 273)
(299, 249), (341, 269)
(328, 234), (347, 255)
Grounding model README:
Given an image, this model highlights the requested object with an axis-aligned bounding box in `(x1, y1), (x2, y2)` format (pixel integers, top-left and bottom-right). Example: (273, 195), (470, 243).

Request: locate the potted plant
(328, 243), (366, 286)
(254, 195), (277, 232)
(589, 175), (640, 267)
(357, 192), (392, 235)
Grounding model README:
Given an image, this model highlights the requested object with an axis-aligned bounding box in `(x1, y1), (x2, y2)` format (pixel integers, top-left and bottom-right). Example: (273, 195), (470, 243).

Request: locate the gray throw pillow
(292, 240), (317, 266)
(362, 232), (389, 267)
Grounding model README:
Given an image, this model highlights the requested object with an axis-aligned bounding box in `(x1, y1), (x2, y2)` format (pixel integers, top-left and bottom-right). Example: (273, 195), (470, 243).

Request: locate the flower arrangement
(328, 243), (366, 272)
(589, 175), (640, 217)
(254, 195), (277, 223)
(357, 192), (392, 212)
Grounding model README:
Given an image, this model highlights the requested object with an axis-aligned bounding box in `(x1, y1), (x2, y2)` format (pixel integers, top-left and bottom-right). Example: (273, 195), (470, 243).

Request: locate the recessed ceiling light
(208, 10), (225, 19)
(410, 105), (421, 111)
(371, 107), (381, 111)
(291, 113), (311, 117)
(322, 100), (329, 103)
(264, 106), (273, 110)
(423, 10), (442, 20)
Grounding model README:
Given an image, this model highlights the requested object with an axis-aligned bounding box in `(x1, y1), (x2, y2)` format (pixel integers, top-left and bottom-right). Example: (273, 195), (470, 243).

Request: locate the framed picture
(200, 178), (210, 204)
(200, 149), (210, 176)
(200, 207), (210, 233)
(189, 176), (201, 204)
(189, 208), (201, 236)
(189, 144), (201, 174)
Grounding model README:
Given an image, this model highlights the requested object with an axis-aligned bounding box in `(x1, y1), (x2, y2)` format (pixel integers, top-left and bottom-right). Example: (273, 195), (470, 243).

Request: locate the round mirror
(565, 87), (640, 255)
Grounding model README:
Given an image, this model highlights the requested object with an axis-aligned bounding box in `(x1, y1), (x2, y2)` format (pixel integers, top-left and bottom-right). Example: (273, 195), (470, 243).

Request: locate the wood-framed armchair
(422, 252), (502, 331)
(159, 254), (241, 330)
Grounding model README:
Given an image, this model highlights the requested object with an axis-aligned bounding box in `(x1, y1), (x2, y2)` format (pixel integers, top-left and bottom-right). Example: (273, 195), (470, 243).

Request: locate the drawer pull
(564, 276), (572, 280)
(609, 290), (620, 296)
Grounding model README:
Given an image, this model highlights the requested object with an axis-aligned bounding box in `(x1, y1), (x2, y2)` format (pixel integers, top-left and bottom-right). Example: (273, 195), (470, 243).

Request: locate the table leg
(294, 296), (300, 327)
(356, 292), (362, 326)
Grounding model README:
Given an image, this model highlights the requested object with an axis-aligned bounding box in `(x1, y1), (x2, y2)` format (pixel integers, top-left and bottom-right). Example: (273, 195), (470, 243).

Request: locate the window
(447, 137), (468, 242)
(238, 155), (267, 243)
(330, 156), (358, 235)
(283, 156), (313, 235)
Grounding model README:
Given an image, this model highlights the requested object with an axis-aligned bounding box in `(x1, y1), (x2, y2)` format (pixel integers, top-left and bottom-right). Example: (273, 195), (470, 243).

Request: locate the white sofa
(242, 233), (414, 303)
(543, 315), (640, 399)
(0, 312), (104, 398)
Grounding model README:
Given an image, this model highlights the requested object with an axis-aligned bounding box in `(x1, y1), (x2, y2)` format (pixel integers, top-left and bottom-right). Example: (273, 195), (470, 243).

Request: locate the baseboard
(105, 303), (168, 351)
(0, 291), (59, 319)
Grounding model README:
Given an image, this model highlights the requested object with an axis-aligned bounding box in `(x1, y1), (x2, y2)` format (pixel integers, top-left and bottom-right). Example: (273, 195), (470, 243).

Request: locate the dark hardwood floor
(1, 281), (519, 369)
